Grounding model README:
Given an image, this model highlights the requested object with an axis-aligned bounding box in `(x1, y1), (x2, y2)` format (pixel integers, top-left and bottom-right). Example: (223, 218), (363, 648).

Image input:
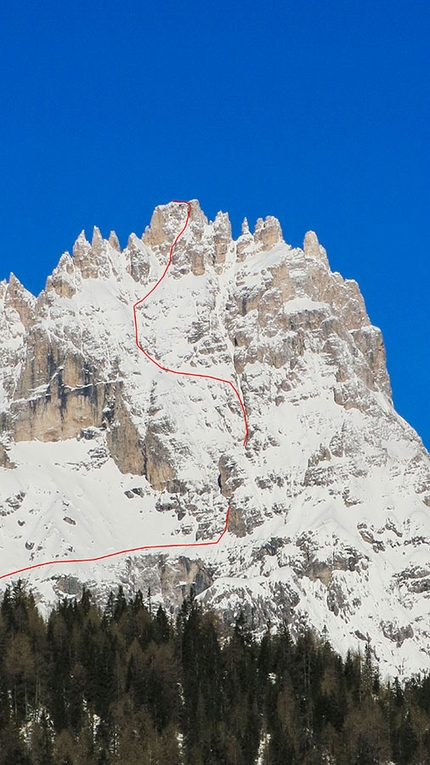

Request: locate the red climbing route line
(0, 200), (248, 583)
(0, 509), (231, 581)
(133, 200), (249, 445)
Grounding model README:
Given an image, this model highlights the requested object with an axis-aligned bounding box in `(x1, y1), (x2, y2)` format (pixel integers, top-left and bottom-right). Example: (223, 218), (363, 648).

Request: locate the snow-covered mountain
(1, 199), (430, 679)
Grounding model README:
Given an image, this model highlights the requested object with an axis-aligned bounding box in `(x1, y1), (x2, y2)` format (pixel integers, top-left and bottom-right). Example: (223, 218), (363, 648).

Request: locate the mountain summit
(1, 200), (429, 678)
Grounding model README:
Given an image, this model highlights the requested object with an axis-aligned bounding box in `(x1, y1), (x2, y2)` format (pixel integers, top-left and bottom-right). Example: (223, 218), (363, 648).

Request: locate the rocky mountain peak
(108, 231), (120, 251)
(241, 217), (250, 234)
(303, 230), (330, 269)
(254, 215), (283, 250)
(1, 200), (429, 677)
(91, 225), (105, 254)
(72, 229), (90, 259)
(44, 252), (76, 299)
(142, 200), (195, 251)
(212, 210), (232, 267)
(5, 273), (36, 329)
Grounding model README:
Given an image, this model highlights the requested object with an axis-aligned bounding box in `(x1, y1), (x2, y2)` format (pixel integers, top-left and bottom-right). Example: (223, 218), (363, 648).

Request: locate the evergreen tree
(30, 709), (54, 765)
(154, 604), (170, 643)
(0, 718), (32, 765)
(52, 728), (74, 765)
(4, 632), (35, 721)
(397, 709), (418, 765)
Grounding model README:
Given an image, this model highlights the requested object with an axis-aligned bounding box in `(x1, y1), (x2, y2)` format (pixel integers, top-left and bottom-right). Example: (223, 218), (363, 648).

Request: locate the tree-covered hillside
(0, 582), (429, 764)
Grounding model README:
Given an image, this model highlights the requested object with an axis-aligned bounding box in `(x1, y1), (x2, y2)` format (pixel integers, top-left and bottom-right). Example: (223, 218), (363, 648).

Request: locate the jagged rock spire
(241, 218), (250, 235)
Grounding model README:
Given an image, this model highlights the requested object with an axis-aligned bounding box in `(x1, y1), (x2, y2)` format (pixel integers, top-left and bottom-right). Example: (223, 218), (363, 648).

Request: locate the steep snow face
(1, 199), (430, 679)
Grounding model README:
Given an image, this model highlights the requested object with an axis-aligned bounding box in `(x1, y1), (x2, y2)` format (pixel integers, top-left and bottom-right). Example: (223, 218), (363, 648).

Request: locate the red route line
(0, 200), (247, 583)
(133, 200), (249, 445)
(0, 509), (231, 581)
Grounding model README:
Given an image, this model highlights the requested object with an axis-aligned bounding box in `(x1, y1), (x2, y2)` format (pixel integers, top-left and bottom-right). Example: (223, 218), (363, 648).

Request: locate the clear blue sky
(1, 0), (429, 448)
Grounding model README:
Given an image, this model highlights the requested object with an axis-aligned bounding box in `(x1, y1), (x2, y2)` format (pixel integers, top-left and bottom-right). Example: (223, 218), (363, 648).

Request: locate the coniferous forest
(1, 582), (430, 764)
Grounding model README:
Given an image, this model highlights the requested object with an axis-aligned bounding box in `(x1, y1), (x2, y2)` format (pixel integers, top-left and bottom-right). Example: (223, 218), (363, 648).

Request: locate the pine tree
(3, 632), (35, 721)
(30, 709), (54, 765)
(0, 719), (32, 765)
(154, 604), (170, 643)
(52, 728), (74, 765)
(398, 708), (418, 765)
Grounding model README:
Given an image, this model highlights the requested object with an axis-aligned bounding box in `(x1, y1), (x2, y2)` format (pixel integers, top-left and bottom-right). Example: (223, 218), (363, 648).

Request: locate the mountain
(1, 199), (430, 679)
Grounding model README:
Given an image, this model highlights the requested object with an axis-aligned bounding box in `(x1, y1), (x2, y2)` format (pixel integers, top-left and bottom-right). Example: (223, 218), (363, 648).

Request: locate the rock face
(1, 200), (430, 679)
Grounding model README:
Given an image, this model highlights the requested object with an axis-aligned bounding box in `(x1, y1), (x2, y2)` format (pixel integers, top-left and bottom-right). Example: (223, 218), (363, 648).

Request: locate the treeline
(0, 582), (430, 764)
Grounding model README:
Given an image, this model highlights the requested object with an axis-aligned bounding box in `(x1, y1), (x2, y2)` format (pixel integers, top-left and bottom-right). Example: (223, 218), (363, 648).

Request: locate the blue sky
(1, 0), (429, 447)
